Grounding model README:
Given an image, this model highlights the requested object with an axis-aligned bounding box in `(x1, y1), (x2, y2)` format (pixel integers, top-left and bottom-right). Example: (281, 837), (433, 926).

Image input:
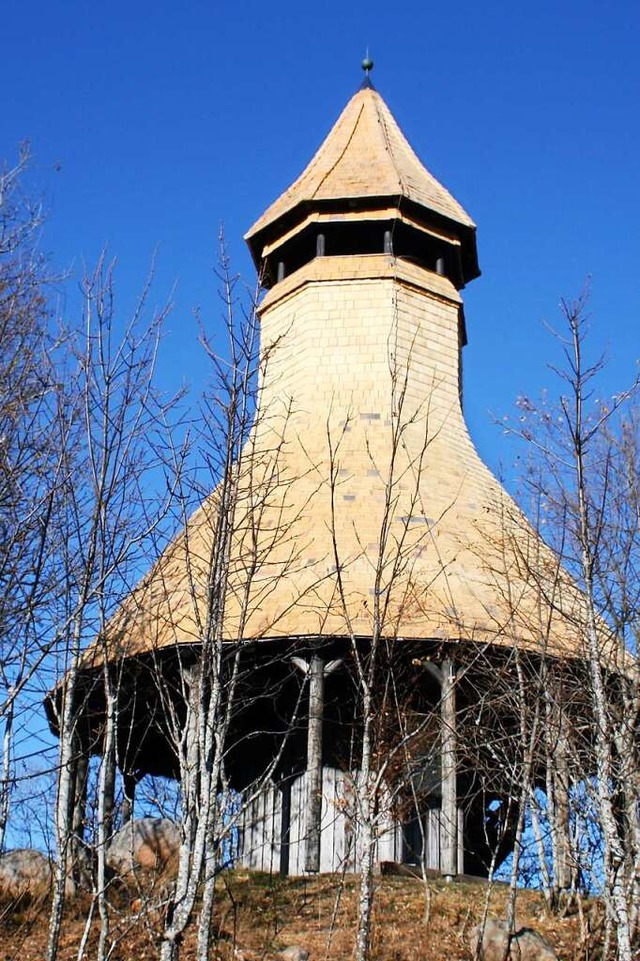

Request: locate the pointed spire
(245, 84), (477, 274)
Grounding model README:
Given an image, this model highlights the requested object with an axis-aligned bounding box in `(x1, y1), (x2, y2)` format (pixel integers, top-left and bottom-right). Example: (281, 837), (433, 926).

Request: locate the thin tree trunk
(503, 655), (539, 961)
(0, 705), (15, 854)
(354, 686), (376, 961)
(581, 563), (633, 959)
(570, 314), (634, 961)
(529, 789), (553, 910)
(96, 684), (117, 961)
(160, 665), (204, 961)
(48, 700), (77, 960)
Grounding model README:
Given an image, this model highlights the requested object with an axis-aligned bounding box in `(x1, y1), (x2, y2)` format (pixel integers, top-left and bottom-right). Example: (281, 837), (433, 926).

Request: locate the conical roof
(74, 85), (618, 676)
(245, 85), (475, 256)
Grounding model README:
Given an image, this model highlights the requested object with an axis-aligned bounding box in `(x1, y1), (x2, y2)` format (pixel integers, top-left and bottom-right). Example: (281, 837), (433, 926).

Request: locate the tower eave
(246, 197), (480, 289)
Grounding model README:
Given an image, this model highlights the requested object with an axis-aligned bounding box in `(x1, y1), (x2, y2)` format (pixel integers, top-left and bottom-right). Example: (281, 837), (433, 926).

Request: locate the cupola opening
(260, 216), (465, 289)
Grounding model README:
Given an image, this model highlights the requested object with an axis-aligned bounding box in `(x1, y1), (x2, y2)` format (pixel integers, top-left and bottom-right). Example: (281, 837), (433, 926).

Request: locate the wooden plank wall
(236, 781), (281, 873)
(235, 767), (462, 875)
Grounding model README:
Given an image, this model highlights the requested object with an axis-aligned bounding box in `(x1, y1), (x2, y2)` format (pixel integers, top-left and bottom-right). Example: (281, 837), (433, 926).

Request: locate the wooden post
(305, 654), (324, 873)
(554, 716), (572, 892)
(440, 656), (458, 880)
(71, 746), (89, 884)
(279, 774), (292, 877)
(72, 749), (88, 844)
(122, 772), (137, 825)
(291, 655), (342, 875)
(102, 748), (116, 841)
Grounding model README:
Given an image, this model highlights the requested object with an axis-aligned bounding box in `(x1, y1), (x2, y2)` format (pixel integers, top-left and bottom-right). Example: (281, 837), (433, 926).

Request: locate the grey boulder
(0, 848), (53, 898)
(471, 919), (557, 960)
(107, 817), (180, 876)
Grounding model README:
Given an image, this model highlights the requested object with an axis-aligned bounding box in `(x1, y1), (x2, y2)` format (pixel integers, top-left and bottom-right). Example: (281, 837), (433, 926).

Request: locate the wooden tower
(49, 67), (594, 880)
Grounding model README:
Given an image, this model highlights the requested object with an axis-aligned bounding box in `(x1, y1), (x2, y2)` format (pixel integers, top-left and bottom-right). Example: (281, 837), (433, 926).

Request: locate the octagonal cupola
(245, 67), (480, 290)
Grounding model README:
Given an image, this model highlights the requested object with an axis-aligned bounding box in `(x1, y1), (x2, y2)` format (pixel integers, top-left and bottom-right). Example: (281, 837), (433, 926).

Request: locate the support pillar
(121, 772), (137, 825)
(72, 750), (88, 844)
(279, 774), (292, 877)
(440, 656), (458, 880)
(291, 653), (341, 874)
(71, 746), (89, 884)
(554, 724), (572, 892)
(305, 655), (324, 873)
(102, 748), (116, 841)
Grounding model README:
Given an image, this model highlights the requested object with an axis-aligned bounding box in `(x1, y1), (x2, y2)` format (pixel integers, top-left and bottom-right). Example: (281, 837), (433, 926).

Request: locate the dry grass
(0, 871), (606, 961)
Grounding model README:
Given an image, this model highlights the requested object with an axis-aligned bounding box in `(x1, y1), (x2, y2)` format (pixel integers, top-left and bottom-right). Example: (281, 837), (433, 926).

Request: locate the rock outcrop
(0, 848), (53, 899)
(471, 919), (558, 961)
(279, 947), (309, 961)
(107, 817), (180, 877)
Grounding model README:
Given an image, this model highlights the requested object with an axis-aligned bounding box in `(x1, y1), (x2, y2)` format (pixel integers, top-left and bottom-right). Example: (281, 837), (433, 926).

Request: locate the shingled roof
(245, 85), (475, 250)
(78, 84), (617, 673)
(94, 256), (602, 666)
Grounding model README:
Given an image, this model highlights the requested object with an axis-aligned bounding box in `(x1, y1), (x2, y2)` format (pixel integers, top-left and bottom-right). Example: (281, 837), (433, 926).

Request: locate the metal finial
(360, 49), (374, 90)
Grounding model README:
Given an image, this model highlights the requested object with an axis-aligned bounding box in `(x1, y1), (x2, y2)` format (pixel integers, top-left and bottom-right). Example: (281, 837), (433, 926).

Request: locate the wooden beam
(102, 748), (116, 841)
(279, 776), (292, 877)
(121, 772), (137, 825)
(305, 655), (324, 873)
(291, 653), (343, 874)
(72, 749), (88, 845)
(71, 745), (89, 885)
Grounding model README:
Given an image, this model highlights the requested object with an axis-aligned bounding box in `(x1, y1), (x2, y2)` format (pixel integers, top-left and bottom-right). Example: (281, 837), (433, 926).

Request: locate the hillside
(0, 871), (604, 960)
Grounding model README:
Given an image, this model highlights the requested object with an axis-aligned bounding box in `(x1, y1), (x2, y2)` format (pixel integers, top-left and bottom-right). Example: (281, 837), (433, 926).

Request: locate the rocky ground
(0, 870), (608, 961)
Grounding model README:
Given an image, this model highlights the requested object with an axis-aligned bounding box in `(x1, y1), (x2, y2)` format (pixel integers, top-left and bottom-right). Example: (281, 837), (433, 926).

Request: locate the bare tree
(45, 253), (175, 961)
(323, 329), (459, 961)
(154, 253), (263, 961)
(507, 292), (640, 961)
(0, 146), (65, 856)
(134, 246), (304, 961)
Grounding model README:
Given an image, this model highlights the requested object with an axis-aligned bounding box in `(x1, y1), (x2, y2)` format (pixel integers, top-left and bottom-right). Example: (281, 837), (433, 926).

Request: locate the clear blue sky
(3, 0), (639, 484)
